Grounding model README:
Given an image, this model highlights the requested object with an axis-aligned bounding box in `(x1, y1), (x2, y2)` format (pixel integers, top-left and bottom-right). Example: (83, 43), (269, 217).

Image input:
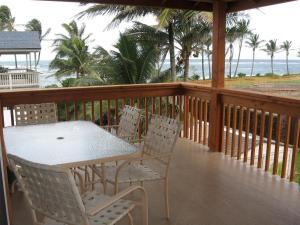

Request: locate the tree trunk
(271, 55), (274, 74)
(229, 44), (233, 79)
(250, 49), (255, 76)
(168, 22), (176, 82)
(234, 39), (243, 77)
(201, 48), (205, 80)
(286, 52), (289, 75)
(183, 50), (190, 81)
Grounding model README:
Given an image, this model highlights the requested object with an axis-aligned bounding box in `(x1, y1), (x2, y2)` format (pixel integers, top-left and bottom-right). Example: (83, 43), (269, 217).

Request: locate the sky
(1, 0), (300, 61)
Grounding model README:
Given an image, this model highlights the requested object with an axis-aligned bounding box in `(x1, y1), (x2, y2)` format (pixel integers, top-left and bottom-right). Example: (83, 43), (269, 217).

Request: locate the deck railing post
(8, 74), (12, 90)
(209, 1), (226, 151)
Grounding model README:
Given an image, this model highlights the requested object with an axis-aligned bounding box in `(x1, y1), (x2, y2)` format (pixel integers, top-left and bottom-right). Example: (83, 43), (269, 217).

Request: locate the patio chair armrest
(87, 185), (148, 217)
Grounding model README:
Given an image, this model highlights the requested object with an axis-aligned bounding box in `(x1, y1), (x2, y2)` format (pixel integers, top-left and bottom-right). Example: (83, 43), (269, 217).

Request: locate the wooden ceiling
(39, 0), (297, 12)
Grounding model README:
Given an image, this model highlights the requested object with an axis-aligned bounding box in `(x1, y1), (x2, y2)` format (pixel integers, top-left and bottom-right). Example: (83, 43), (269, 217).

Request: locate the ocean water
(1, 59), (300, 87)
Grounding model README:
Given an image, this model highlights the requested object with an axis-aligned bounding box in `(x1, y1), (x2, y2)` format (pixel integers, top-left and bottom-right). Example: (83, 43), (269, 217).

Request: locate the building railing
(0, 71), (39, 89)
(0, 82), (299, 183)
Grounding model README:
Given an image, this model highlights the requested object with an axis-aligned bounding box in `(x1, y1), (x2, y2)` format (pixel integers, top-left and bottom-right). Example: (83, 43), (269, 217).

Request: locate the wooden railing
(0, 82), (299, 183)
(219, 89), (300, 182)
(0, 71), (39, 89)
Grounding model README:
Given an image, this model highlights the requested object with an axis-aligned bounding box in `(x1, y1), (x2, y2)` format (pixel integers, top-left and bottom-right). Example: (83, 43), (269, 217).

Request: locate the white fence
(0, 71), (39, 89)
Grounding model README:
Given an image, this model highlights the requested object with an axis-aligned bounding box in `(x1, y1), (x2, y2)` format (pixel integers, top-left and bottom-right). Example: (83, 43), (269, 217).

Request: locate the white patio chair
(102, 105), (141, 143)
(11, 103), (57, 193)
(100, 114), (179, 219)
(14, 103), (57, 126)
(85, 105), (141, 192)
(8, 154), (148, 225)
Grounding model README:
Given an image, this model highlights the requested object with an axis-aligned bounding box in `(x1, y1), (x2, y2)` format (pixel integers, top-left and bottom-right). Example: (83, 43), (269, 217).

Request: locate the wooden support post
(208, 0), (226, 151)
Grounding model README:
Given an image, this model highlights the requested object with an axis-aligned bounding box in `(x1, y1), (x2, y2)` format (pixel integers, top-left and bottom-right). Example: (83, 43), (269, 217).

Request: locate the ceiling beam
(227, 0), (296, 12)
(38, 0), (213, 11)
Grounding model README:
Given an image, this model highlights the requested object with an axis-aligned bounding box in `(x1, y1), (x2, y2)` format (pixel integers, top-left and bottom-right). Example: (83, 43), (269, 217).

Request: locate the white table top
(3, 121), (139, 167)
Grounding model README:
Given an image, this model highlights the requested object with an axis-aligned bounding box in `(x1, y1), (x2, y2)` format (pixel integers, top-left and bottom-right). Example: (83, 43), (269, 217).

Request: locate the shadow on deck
(12, 138), (300, 225)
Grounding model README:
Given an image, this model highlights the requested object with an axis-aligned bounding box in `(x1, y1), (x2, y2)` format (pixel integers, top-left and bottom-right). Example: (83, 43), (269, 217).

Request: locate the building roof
(43, 0), (296, 12)
(0, 31), (41, 54)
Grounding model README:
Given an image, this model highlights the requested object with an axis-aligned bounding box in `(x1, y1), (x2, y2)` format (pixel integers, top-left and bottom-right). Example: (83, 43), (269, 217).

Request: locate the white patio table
(3, 121), (140, 168)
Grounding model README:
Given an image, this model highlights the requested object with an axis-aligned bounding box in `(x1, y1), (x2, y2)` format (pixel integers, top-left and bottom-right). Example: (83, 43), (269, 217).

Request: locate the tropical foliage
(246, 34), (264, 76)
(0, 5), (15, 31)
(94, 34), (160, 84)
(280, 40), (292, 75)
(49, 21), (101, 84)
(262, 40), (280, 75)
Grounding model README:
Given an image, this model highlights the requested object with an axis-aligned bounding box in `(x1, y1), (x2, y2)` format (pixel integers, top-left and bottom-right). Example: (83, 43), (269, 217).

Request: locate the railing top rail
(0, 82), (183, 106)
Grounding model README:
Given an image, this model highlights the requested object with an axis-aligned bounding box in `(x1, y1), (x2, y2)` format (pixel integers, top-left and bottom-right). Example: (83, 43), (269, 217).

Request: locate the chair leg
(164, 178), (170, 220)
(127, 212), (134, 225)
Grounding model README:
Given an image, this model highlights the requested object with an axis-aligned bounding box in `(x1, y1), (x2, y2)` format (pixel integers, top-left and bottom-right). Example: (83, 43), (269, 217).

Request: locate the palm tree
(94, 34), (159, 84)
(25, 19), (51, 41)
(226, 26), (238, 78)
(49, 21), (97, 80)
(25, 19), (51, 65)
(234, 19), (251, 77)
(126, 22), (169, 78)
(78, 5), (180, 81)
(280, 40), (292, 75)
(0, 5), (15, 31)
(262, 39), (280, 75)
(245, 33), (264, 76)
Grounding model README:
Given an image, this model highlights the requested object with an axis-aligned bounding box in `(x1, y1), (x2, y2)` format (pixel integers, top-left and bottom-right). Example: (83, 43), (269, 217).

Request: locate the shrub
(191, 74), (200, 80)
(237, 73), (246, 78)
(255, 73), (261, 77)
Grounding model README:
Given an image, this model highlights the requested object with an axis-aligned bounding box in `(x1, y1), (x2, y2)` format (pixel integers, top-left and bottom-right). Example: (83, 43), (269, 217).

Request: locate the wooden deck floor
(12, 138), (300, 225)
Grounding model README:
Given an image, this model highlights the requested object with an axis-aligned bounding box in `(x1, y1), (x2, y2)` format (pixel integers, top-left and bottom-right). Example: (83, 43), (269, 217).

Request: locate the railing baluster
(225, 105), (231, 155)
(159, 97), (162, 115)
(115, 99), (118, 125)
(281, 116), (291, 178)
(107, 99), (111, 128)
(138, 98), (142, 141)
(231, 105), (237, 157)
(165, 96), (168, 116)
(74, 102), (78, 120)
(273, 114), (282, 175)
(250, 109), (258, 165)
(265, 113), (274, 171)
(172, 96), (175, 119)
(145, 97), (149, 132)
(238, 107), (243, 158)
(203, 100), (208, 146)
(258, 110), (265, 168)
(220, 103), (226, 152)
(290, 119), (300, 182)
(198, 99), (203, 144)
(190, 97), (194, 140)
(178, 95), (182, 137)
(184, 96), (189, 138)
(91, 101), (95, 122)
(99, 100), (103, 126)
(194, 97), (198, 142)
(66, 102), (70, 121)
(83, 101), (87, 121)
(244, 108), (251, 163)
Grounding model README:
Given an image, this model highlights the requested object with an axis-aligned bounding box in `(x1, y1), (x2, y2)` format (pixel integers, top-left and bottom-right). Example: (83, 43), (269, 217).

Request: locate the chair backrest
(7, 154), (89, 225)
(117, 105), (141, 142)
(143, 114), (179, 158)
(14, 103), (57, 126)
